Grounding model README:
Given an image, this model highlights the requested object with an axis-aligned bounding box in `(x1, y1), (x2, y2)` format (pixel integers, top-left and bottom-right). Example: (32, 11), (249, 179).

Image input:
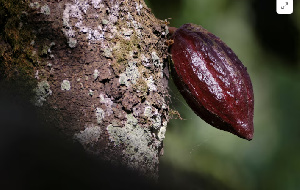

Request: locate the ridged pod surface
(170, 23), (254, 140)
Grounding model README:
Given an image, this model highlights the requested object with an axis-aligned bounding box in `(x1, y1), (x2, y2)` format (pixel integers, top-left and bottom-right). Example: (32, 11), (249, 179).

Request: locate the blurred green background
(145, 0), (300, 189)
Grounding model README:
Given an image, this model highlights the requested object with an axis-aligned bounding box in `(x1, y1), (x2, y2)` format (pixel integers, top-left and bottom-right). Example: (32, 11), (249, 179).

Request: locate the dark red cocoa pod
(170, 23), (254, 140)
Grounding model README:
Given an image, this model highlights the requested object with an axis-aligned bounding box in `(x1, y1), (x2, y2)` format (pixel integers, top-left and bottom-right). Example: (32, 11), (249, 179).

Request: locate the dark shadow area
(251, 0), (299, 66)
(146, 0), (183, 20)
(0, 82), (157, 190)
(159, 162), (232, 190)
(0, 80), (232, 190)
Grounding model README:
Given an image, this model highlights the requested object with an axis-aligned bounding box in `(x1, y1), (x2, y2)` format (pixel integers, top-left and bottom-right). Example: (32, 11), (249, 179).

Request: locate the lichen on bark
(0, 0), (170, 180)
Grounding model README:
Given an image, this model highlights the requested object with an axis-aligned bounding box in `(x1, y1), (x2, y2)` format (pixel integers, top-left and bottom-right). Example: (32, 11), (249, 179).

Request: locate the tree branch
(0, 0), (170, 180)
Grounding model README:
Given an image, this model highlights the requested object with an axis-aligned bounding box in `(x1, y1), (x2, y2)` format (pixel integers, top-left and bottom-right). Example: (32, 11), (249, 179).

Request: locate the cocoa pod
(170, 23), (254, 140)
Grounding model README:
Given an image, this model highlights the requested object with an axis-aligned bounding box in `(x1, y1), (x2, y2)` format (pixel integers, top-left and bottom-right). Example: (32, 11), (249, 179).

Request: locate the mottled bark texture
(1, 0), (169, 180)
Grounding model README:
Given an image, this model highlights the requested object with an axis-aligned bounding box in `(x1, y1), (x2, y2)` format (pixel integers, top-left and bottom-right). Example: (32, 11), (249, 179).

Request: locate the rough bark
(0, 0), (170, 180)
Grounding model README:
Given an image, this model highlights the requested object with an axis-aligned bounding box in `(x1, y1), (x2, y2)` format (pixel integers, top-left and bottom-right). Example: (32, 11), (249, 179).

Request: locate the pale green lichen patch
(33, 80), (52, 107)
(157, 125), (166, 141)
(61, 80), (71, 91)
(99, 94), (113, 116)
(143, 101), (162, 129)
(134, 78), (148, 95)
(93, 69), (99, 80)
(122, 28), (133, 39)
(62, 3), (81, 48)
(29, 2), (40, 9)
(165, 25), (169, 36)
(118, 61), (140, 87)
(30, 40), (35, 46)
(68, 38), (77, 48)
(102, 19), (109, 25)
(151, 51), (160, 66)
(96, 107), (105, 124)
(152, 51), (164, 78)
(119, 73), (127, 85)
(88, 89), (94, 96)
(126, 113), (138, 126)
(74, 125), (102, 145)
(135, 2), (143, 15)
(107, 114), (157, 170)
(151, 114), (161, 129)
(106, 124), (124, 146)
(103, 47), (112, 58)
(91, 0), (103, 9)
(40, 4), (50, 15)
(144, 105), (152, 117)
(145, 76), (156, 91)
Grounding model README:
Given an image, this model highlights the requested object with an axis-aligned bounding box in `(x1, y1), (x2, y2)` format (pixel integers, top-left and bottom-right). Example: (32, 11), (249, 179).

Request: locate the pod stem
(168, 27), (177, 35)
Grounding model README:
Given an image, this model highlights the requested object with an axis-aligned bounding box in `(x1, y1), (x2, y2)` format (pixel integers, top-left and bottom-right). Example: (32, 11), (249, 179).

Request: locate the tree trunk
(0, 0), (169, 181)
